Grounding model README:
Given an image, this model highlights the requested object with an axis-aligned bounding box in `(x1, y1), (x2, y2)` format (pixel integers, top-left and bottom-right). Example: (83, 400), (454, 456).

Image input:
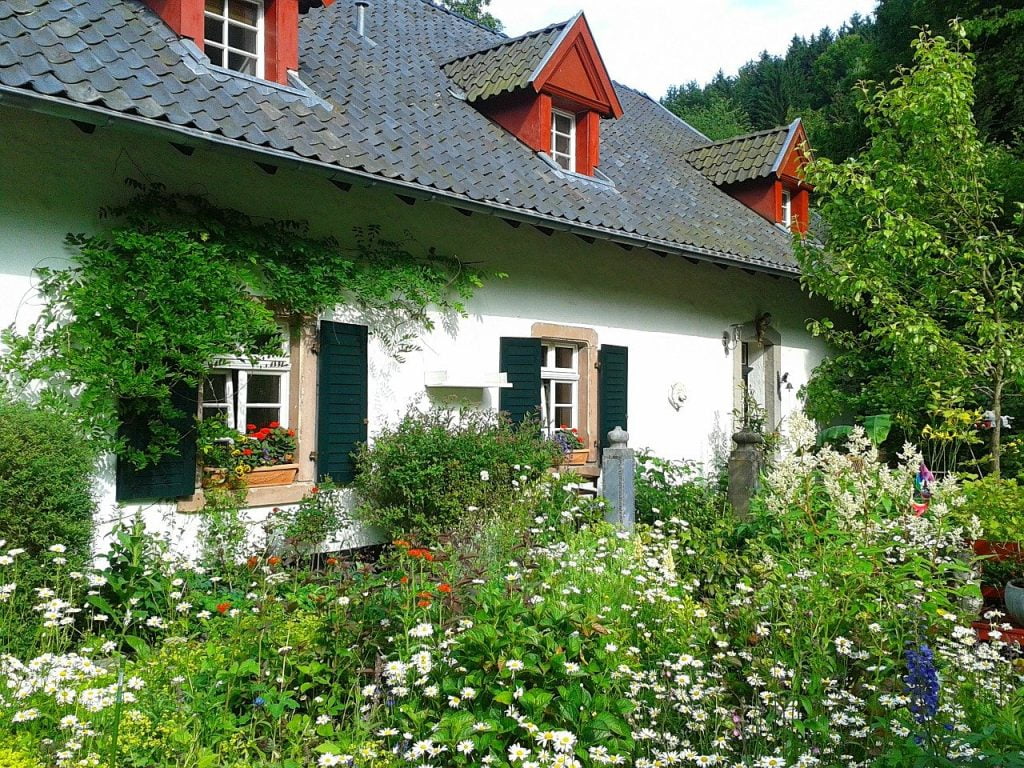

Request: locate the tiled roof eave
(0, 83), (800, 278)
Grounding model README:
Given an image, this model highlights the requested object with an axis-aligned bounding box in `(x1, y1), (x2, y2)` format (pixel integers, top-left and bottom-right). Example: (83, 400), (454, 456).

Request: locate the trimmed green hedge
(0, 400), (96, 568)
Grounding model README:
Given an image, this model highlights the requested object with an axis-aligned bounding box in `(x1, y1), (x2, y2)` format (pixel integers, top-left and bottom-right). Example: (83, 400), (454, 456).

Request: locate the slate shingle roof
(0, 0), (798, 273)
(442, 17), (570, 103)
(683, 123), (793, 187)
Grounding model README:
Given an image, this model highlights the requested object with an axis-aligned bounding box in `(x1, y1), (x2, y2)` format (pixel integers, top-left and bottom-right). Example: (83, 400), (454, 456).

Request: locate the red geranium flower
(246, 424), (256, 432)
(216, 602), (231, 614)
(269, 421), (280, 429)
(242, 448), (253, 456)
(399, 576), (409, 585)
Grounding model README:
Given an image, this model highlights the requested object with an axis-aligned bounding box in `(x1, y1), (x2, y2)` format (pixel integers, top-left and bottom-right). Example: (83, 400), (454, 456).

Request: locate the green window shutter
(598, 344), (628, 448)
(115, 382), (199, 502)
(317, 320), (368, 484)
(499, 337), (542, 424)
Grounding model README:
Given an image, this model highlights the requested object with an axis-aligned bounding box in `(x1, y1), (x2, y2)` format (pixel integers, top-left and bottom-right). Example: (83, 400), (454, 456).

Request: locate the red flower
(242, 448), (253, 456)
(216, 602), (231, 614)
(423, 552), (435, 562)
(267, 555), (282, 567)
(287, 429), (296, 437)
(325, 557), (339, 567)
(311, 486), (320, 494)
(417, 590), (432, 599)
(246, 424), (256, 432)
(269, 421), (281, 429)
(256, 429), (271, 440)
(246, 556), (259, 569)
(437, 583), (452, 594)
(399, 576), (409, 585)
(417, 599), (431, 608)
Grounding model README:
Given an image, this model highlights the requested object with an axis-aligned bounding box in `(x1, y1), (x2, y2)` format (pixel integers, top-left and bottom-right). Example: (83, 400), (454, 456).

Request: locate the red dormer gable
(443, 13), (622, 177)
(531, 15), (623, 120)
(142, 0), (335, 85)
(684, 119), (813, 234)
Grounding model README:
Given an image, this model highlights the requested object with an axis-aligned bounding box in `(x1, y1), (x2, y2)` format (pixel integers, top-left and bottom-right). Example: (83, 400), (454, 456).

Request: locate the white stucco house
(0, 0), (827, 548)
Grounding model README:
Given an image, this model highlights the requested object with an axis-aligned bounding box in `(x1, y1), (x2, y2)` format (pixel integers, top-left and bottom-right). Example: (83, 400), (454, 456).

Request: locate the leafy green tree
(440, 0), (502, 31)
(663, 88), (752, 141)
(799, 24), (1024, 475)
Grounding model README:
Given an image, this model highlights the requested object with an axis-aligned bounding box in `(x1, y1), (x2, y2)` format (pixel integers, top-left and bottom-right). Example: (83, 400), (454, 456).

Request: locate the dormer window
(781, 189), (792, 229)
(204, 0), (264, 77)
(551, 110), (576, 172)
(442, 13), (623, 179)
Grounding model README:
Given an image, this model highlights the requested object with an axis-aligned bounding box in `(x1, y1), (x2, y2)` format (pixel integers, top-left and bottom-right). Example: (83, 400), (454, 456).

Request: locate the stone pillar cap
(608, 426), (629, 447)
(732, 429), (764, 445)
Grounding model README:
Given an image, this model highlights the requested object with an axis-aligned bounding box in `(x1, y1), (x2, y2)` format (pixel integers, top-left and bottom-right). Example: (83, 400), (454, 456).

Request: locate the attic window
(551, 110), (576, 172)
(781, 189), (792, 229)
(204, 0), (264, 77)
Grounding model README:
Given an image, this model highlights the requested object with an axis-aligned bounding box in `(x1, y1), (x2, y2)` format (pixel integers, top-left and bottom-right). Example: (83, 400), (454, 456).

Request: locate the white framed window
(204, 0), (264, 77)
(781, 188), (792, 229)
(202, 324), (290, 432)
(550, 109), (576, 172)
(540, 343), (579, 433)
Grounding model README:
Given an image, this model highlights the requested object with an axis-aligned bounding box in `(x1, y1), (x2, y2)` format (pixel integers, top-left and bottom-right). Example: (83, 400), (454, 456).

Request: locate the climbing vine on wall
(1, 180), (491, 467)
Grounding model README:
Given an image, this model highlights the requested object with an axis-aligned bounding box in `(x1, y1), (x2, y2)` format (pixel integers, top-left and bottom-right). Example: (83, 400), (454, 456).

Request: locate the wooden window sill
(177, 481), (316, 513)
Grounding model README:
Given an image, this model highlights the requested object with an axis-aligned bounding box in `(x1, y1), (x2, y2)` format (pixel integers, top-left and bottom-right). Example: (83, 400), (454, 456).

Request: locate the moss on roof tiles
(683, 126), (789, 186)
(441, 19), (568, 102)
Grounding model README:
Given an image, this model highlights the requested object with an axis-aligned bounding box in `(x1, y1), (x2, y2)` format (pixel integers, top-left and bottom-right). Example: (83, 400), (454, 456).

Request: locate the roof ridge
(414, 0), (509, 39)
(683, 123), (790, 153)
(442, 16), (572, 66)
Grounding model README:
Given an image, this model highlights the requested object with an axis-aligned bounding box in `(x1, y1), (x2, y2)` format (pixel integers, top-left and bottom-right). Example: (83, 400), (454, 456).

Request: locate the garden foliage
(2, 415), (1024, 766)
(0, 399), (96, 649)
(353, 407), (561, 542)
(798, 25), (1024, 475)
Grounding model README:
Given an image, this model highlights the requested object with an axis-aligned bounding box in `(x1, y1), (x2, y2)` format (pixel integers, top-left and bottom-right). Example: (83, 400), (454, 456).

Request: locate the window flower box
(564, 448), (589, 466)
(203, 463), (299, 488)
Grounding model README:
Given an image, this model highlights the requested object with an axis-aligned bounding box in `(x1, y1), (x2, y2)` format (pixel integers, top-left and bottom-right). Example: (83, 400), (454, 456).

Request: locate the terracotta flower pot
(245, 464), (299, 487)
(564, 449), (589, 466)
(973, 539), (1022, 558)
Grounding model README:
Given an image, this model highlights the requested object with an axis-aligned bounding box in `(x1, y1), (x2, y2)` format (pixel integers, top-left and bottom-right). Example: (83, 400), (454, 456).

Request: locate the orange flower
(399, 576), (409, 585)
(325, 557), (339, 567)
(311, 486), (320, 494)
(423, 552), (435, 562)
(437, 583), (452, 594)
(417, 590), (432, 599)
(393, 539), (411, 549)
(407, 548), (426, 559)
(216, 602), (231, 614)
(417, 599), (431, 608)
(267, 555), (282, 567)
(246, 556), (259, 569)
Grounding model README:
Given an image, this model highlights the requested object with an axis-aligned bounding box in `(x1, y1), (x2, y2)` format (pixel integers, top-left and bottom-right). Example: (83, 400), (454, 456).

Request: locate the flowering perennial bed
(2, 416), (1024, 767)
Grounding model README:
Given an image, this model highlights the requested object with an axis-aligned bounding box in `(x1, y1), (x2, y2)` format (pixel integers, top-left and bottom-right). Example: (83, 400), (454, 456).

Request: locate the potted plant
(960, 477), (1024, 557)
(198, 414), (299, 488)
(552, 426), (588, 466)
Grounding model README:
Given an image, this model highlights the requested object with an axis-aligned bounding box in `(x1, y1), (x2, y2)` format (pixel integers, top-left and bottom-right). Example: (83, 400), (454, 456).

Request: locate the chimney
(355, 0), (370, 37)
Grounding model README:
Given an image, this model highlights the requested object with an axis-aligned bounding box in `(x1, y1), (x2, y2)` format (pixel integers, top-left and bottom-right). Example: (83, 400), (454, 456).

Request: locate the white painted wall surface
(0, 108), (830, 555)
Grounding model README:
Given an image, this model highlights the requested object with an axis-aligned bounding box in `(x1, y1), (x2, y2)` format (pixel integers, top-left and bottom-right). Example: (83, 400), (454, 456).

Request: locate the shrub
(353, 407), (560, 541)
(0, 400), (96, 576)
(634, 450), (726, 529)
(958, 475), (1024, 542)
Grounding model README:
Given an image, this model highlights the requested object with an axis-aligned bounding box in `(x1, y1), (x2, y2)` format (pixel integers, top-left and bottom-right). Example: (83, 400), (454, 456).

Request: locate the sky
(486, 0), (878, 99)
